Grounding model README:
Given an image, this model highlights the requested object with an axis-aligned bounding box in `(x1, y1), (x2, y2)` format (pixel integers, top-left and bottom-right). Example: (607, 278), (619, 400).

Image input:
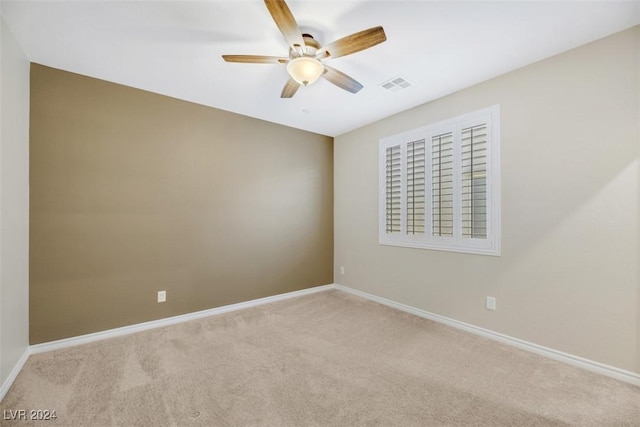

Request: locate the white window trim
(379, 105), (501, 256)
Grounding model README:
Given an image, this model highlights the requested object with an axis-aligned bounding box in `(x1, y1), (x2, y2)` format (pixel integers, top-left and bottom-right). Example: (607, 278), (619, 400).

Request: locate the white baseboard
(30, 284), (333, 355)
(334, 284), (640, 387)
(0, 348), (30, 402)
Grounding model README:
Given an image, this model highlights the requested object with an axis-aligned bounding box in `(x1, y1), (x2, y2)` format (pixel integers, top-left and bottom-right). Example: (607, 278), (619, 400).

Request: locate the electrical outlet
(340, 266), (345, 275)
(157, 290), (166, 303)
(486, 296), (496, 310)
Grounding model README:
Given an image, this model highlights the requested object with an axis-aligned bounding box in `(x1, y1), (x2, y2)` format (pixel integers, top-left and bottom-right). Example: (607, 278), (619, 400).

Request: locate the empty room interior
(1, 0), (640, 425)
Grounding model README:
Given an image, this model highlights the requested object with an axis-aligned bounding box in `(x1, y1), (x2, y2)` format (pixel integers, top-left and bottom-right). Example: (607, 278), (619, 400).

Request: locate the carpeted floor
(2, 289), (639, 426)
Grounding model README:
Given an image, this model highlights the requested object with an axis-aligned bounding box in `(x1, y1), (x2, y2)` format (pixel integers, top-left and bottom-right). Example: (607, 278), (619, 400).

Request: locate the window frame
(378, 105), (501, 256)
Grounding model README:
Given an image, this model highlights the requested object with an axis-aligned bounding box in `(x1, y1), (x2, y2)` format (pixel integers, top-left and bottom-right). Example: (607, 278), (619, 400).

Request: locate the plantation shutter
(379, 105), (499, 255)
(461, 124), (488, 239)
(385, 145), (402, 233)
(432, 132), (454, 237)
(406, 139), (426, 234)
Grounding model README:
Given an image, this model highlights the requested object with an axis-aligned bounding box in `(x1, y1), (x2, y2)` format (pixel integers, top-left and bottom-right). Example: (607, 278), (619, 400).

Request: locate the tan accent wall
(335, 26), (640, 373)
(30, 64), (333, 344)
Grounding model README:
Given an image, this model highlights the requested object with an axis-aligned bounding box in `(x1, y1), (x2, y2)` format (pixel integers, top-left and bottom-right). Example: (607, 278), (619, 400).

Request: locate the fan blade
(264, 0), (305, 51)
(317, 26), (386, 60)
(321, 65), (363, 94)
(222, 55), (289, 64)
(281, 78), (300, 98)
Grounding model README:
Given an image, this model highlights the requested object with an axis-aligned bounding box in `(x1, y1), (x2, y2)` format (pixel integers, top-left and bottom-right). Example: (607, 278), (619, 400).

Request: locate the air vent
(380, 76), (413, 92)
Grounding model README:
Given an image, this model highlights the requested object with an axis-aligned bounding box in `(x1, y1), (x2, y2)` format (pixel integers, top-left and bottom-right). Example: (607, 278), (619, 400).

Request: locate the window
(379, 105), (500, 255)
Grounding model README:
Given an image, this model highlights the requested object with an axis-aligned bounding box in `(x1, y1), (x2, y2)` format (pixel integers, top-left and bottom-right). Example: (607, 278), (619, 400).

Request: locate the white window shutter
(385, 145), (402, 234)
(379, 105), (500, 255)
(461, 124), (488, 239)
(406, 139), (426, 235)
(431, 132), (454, 237)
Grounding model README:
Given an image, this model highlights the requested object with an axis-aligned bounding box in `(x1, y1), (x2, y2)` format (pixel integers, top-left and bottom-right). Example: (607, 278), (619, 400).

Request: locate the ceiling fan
(222, 0), (387, 98)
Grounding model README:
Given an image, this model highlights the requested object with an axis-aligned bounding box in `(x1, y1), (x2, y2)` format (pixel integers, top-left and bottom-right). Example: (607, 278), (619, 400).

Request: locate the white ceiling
(1, 1), (639, 137)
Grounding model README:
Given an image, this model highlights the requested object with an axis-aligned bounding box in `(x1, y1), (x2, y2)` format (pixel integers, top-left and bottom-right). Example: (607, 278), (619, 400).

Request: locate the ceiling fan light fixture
(286, 57), (324, 86)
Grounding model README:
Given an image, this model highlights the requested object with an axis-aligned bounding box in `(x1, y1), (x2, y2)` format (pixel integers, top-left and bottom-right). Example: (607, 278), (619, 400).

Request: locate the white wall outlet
(486, 296), (496, 310)
(340, 266), (345, 275)
(157, 290), (166, 303)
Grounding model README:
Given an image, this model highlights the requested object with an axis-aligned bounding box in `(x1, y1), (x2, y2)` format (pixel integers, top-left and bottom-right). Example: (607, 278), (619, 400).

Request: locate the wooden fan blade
(317, 26), (386, 60)
(222, 55), (289, 64)
(264, 0), (305, 50)
(281, 78), (300, 98)
(321, 65), (363, 94)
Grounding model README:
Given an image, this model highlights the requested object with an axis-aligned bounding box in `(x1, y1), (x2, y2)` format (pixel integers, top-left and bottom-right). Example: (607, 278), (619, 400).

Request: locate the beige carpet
(2, 289), (639, 426)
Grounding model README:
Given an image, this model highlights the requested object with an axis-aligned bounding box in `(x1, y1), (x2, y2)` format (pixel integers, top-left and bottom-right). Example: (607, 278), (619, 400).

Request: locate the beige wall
(0, 16), (30, 385)
(30, 64), (333, 344)
(335, 26), (640, 373)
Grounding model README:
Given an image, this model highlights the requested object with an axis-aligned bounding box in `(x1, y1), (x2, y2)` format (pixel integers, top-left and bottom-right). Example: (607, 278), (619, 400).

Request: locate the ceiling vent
(380, 76), (413, 92)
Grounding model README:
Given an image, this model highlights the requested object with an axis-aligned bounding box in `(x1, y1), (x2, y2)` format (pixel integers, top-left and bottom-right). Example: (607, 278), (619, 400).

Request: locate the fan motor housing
(291, 33), (321, 57)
